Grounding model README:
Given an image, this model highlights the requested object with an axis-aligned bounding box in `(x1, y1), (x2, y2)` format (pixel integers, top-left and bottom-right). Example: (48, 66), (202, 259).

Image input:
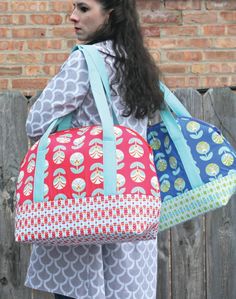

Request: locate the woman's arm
(26, 50), (89, 139)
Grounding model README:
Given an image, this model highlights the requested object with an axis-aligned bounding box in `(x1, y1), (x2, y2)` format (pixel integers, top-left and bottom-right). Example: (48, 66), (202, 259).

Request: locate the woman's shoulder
(65, 40), (115, 66)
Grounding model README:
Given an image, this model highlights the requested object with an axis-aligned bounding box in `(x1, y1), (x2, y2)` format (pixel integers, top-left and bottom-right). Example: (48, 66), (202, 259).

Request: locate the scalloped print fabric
(148, 116), (236, 230)
(15, 125), (161, 245)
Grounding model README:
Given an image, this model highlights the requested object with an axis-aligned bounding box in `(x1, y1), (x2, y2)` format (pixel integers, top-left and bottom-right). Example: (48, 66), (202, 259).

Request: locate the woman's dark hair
(90, 0), (164, 119)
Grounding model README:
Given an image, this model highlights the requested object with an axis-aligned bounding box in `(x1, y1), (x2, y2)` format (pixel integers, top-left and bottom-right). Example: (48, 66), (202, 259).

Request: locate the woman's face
(70, 0), (111, 42)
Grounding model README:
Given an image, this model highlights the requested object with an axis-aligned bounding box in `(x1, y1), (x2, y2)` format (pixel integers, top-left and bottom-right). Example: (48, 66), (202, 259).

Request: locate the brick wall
(0, 0), (236, 95)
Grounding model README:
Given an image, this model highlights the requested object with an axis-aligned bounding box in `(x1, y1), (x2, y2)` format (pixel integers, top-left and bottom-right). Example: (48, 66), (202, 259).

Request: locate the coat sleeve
(25, 50), (89, 139)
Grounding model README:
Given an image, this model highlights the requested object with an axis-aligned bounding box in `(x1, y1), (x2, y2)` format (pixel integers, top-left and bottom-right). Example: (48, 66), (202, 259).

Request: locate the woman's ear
(105, 9), (113, 24)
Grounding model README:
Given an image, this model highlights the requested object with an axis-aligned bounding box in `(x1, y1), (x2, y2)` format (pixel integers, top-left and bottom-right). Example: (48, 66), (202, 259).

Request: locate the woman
(25, 1), (164, 298)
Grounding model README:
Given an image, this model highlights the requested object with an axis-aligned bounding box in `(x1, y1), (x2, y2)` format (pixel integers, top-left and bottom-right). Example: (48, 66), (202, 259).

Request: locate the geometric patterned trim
(159, 173), (236, 231)
(15, 194), (161, 245)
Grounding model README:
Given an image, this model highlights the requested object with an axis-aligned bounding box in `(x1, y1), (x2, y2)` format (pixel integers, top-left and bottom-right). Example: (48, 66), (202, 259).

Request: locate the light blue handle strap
(77, 47), (189, 121)
(160, 82), (191, 118)
(81, 47), (199, 186)
(159, 107), (203, 188)
(73, 45), (119, 125)
(87, 47), (200, 187)
(58, 45), (119, 130)
(33, 46), (117, 202)
(33, 116), (68, 202)
(79, 45), (117, 196)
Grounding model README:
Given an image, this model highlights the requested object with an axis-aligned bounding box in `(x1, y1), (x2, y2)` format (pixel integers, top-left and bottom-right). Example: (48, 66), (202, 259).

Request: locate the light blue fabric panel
(73, 45), (119, 125)
(160, 82), (191, 117)
(78, 45), (117, 195)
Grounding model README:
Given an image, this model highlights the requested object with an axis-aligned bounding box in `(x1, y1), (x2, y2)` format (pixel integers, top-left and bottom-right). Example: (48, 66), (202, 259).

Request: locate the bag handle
(33, 45), (118, 202)
(57, 45), (119, 131)
(159, 82), (191, 117)
(77, 46), (202, 188)
(75, 44), (190, 119)
(159, 108), (203, 188)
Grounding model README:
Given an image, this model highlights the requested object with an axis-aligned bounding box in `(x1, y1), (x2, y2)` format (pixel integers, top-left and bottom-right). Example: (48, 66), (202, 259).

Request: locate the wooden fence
(0, 88), (236, 299)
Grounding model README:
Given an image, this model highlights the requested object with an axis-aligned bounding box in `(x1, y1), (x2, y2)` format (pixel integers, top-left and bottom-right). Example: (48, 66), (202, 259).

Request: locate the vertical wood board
(170, 89), (206, 299)
(204, 88), (236, 299)
(0, 92), (31, 299)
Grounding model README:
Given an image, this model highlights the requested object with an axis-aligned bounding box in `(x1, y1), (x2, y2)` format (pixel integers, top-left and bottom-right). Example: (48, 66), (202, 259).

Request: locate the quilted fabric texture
(15, 125), (161, 244)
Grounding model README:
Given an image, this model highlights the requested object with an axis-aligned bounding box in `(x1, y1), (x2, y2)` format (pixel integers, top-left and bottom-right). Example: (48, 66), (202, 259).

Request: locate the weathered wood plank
(0, 91), (53, 299)
(0, 91), (30, 299)
(204, 88), (236, 299)
(157, 231), (171, 299)
(170, 89), (206, 299)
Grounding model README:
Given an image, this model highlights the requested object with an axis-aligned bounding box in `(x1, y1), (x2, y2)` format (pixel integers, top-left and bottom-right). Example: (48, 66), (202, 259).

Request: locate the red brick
(164, 76), (201, 89)
(166, 51), (203, 62)
(51, 2), (72, 13)
(43, 65), (61, 76)
(12, 79), (48, 89)
(137, 0), (161, 10)
(231, 76), (236, 86)
(0, 15), (26, 25)
(206, 0), (236, 10)
(177, 38), (212, 48)
(204, 51), (236, 61)
(6, 54), (40, 64)
(0, 54), (5, 64)
(141, 11), (181, 24)
(220, 11), (236, 23)
(0, 28), (8, 38)
(203, 25), (226, 35)
(145, 38), (177, 49)
(203, 76), (230, 87)
(67, 40), (78, 49)
(165, 0), (201, 10)
(187, 77), (200, 88)
(0, 67), (22, 76)
(160, 64), (188, 74)
(24, 66), (43, 76)
(27, 40), (62, 50)
(183, 12), (218, 24)
(191, 64), (208, 74)
(227, 25), (236, 35)
(141, 26), (160, 37)
(214, 38), (236, 48)
(44, 53), (69, 64)
(30, 15), (63, 25)
(12, 28), (46, 38)
(11, 1), (48, 12)
(0, 41), (24, 51)
(0, 79), (8, 89)
(0, 2), (8, 11)
(164, 76), (186, 88)
(51, 27), (75, 39)
(161, 26), (198, 36)
(209, 63), (234, 73)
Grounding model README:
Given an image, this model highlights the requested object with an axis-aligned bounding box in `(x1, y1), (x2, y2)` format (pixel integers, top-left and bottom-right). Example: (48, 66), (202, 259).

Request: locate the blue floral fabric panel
(147, 116), (236, 202)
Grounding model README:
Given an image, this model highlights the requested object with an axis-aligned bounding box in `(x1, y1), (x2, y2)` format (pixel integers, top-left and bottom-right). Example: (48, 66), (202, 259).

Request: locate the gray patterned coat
(25, 40), (158, 299)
